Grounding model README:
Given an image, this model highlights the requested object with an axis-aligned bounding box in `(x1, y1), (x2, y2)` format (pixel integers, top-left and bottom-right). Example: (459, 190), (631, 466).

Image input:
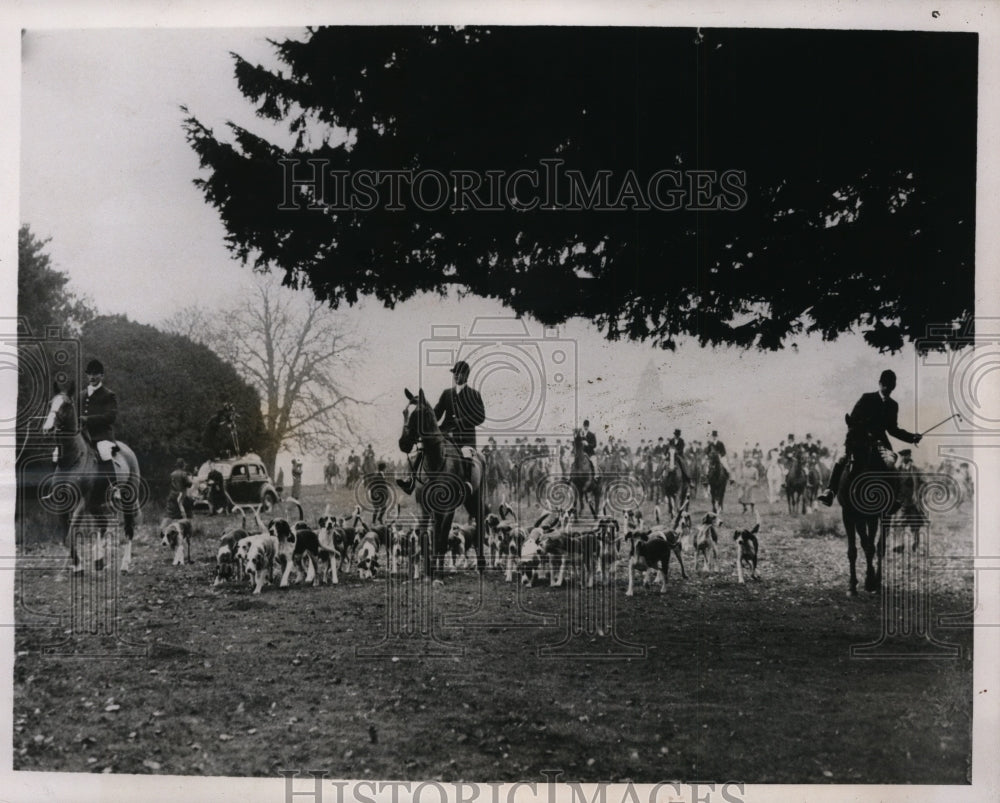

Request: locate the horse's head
(41, 381), (76, 435)
(400, 388), (437, 452)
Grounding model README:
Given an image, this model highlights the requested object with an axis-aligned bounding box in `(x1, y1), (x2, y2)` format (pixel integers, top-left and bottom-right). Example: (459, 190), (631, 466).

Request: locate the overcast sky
(16, 25), (975, 479)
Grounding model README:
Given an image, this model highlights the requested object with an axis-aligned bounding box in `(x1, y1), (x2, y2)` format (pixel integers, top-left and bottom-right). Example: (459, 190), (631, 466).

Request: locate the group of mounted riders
(47, 350), (945, 591)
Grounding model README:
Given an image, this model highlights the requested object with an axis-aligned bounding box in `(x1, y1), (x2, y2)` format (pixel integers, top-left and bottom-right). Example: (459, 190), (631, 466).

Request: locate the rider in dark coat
(705, 431), (726, 458)
(580, 420), (598, 473)
(80, 359), (118, 510)
(397, 360), (486, 495)
(818, 369), (922, 506)
(434, 362), (486, 448)
(666, 428), (690, 483)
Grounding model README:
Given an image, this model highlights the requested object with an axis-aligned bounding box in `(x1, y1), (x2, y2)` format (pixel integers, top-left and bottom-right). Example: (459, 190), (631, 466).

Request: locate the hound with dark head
(314, 517), (345, 584)
(486, 513), (524, 582)
(486, 504), (518, 568)
(239, 532), (279, 595)
(552, 512), (619, 587)
(320, 507), (364, 573)
(624, 508), (688, 596)
(160, 519), (198, 566)
(268, 518), (335, 587)
(734, 511), (761, 583)
(694, 512), (723, 573)
(213, 527), (249, 586)
(355, 530), (381, 579)
(595, 516), (620, 580)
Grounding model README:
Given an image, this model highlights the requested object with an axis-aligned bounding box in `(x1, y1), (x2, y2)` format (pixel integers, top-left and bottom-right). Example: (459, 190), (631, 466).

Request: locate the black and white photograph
(4, 2), (1000, 802)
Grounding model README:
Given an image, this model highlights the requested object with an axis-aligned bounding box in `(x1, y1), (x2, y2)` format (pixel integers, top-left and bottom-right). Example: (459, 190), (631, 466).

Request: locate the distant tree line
(17, 224), (268, 504)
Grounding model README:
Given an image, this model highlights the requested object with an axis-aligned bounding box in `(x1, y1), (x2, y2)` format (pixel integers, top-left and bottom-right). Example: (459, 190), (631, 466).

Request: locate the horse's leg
(844, 513), (859, 596)
(861, 517), (878, 593)
(876, 516), (887, 589)
(94, 519), (114, 572)
(474, 497), (486, 574)
(434, 513), (452, 585)
(68, 505), (86, 575)
(674, 546), (687, 580)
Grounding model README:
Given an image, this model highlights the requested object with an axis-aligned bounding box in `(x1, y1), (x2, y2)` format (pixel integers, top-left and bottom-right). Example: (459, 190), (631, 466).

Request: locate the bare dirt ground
(13, 482), (974, 783)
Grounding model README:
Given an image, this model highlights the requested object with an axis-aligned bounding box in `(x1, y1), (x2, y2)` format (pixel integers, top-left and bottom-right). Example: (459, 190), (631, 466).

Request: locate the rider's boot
(817, 458), (843, 506)
(95, 459), (118, 513)
(396, 452), (421, 495)
(462, 461), (474, 498)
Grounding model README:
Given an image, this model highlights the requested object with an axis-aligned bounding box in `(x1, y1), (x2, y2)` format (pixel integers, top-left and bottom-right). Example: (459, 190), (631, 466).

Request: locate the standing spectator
(895, 449), (926, 551)
(369, 461), (390, 524)
(291, 458), (303, 500)
(167, 458), (194, 520)
(738, 458), (758, 514)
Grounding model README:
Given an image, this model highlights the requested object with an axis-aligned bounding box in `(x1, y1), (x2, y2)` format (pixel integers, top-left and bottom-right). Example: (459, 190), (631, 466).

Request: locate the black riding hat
(451, 360), (471, 375)
(85, 359), (104, 374)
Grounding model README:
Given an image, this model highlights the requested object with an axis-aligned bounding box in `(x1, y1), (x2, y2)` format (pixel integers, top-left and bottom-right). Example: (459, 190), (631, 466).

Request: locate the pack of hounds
(161, 499), (762, 596)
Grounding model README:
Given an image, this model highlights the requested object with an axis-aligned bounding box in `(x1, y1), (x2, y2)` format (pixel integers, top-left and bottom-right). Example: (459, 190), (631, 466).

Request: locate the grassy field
(13, 479), (975, 783)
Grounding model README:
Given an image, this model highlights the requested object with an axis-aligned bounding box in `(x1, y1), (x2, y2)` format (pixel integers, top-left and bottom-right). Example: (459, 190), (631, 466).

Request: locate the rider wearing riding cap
(666, 428), (691, 484)
(581, 419), (598, 474)
(397, 360), (486, 495)
(818, 369), (922, 506)
(80, 358), (119, 511)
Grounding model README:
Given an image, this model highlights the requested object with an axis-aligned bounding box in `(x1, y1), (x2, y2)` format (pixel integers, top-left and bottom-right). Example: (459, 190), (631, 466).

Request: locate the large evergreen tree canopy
(184, 27), (976, 352)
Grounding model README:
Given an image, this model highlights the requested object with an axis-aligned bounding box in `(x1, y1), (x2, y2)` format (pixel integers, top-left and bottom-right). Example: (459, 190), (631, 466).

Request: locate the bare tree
(162, 277), (365, 474)
(159, 306), (211, 343)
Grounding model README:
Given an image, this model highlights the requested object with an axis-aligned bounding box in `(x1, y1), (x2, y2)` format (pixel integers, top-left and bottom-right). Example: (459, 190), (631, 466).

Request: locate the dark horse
(658, 446), (688, 518)
(837, 416), (896, 596)
(784, 453), (808, 514)
(41, 383), (141, 573)
(569, 429), (601, 516)
(706, 450), (729, 513)
(399, 389), (484, 581)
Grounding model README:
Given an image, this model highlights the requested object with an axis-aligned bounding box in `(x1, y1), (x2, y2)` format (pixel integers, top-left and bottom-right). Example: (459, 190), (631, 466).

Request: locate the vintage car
(192, 453), (280, 513)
